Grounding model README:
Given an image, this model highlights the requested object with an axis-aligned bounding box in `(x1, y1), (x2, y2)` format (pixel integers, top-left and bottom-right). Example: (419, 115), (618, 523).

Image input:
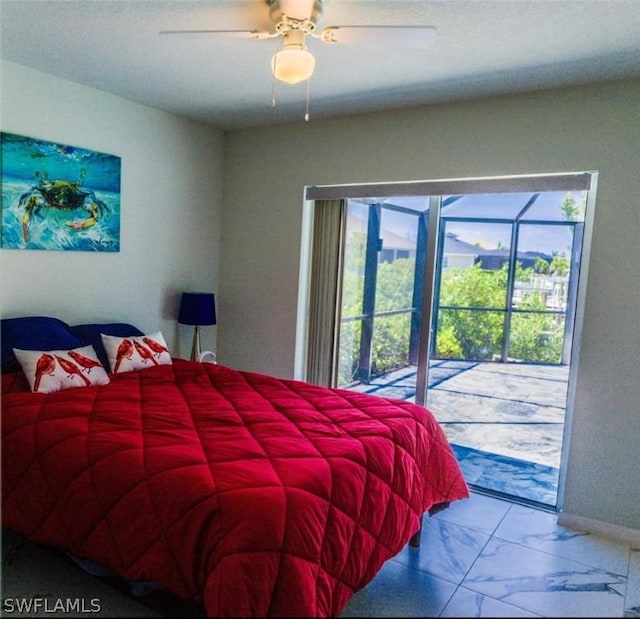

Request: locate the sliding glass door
(426, 191), (587, 506)
(303, 173), (595, 509)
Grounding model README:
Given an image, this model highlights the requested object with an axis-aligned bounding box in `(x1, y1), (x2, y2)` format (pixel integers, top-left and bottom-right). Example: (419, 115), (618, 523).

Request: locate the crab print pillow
(101, 331), (172, 374)
(13, 345), (110, 394)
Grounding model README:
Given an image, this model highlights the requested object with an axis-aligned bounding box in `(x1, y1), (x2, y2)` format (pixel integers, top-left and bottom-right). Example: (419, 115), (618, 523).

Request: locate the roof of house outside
(443, 232), (480, 256)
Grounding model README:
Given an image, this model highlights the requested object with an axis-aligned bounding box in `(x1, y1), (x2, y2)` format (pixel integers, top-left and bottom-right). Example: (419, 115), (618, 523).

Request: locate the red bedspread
(2, 360), (468, 617)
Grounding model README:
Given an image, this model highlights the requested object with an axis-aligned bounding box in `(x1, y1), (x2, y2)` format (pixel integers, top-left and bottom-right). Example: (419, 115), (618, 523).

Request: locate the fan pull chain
(271, 55), (278, 107)
(270, 48), (311, 122)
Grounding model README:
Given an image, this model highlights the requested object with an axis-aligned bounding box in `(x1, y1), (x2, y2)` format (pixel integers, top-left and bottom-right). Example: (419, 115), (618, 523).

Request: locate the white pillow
(13, 345), (110, 394)
(101, 330), (172, 373)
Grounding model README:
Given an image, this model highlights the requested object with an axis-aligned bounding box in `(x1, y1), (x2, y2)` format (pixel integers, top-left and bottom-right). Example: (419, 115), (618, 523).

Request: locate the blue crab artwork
(19, 169), (110, 243)
(1, 132), (121, 252)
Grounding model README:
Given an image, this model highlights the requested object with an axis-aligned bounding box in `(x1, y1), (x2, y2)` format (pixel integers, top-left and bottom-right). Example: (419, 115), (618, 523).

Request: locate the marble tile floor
(341, 491), (640, 618)
(350, 360), (570, 507)
(2, 492), (638, 617)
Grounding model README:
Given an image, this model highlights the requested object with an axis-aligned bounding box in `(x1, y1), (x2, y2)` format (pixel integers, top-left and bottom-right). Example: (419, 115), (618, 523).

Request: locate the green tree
(338, 230), (418, 383)
(561, 193), (585, 222)
(370, 257), (415, 374)
(338, 230), (567, 387)
(338, 231), (366, 385)
(437, 263), (507, 359)
(549, 253), (569, 276)
(534, 257), (550, 274)
(436, 262), (564, 363)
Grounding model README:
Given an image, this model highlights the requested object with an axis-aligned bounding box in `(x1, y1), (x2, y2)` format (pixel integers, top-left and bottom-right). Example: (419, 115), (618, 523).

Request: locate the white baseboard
(558, 512), (640, 547)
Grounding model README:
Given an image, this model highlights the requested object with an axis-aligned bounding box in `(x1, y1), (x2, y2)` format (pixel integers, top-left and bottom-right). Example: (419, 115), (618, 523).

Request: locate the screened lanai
(334, 186), (588, 507)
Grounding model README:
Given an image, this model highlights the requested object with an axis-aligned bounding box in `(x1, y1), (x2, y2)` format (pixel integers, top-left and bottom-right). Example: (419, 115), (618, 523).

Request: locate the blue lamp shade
(178, 292), (216, 326)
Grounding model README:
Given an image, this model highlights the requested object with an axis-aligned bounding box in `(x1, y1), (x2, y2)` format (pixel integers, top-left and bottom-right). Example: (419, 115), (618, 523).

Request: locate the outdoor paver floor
(349, 360), (570, 506)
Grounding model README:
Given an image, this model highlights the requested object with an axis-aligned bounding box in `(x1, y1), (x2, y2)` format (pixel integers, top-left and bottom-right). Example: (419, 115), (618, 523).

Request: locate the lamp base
(190, 325), (201, 361)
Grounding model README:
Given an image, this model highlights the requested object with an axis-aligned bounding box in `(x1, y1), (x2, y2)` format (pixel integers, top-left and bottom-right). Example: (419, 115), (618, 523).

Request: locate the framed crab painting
(1, 132), (121, 252)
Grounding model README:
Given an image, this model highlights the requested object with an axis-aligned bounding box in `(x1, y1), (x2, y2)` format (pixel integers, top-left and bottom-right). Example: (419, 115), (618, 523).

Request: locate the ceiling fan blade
(159, 29), (276, 40)
(321, 25), (437, 46)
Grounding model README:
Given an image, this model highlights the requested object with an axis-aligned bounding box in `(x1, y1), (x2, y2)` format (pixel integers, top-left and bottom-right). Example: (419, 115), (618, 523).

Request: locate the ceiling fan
(160, 0), (437, 120)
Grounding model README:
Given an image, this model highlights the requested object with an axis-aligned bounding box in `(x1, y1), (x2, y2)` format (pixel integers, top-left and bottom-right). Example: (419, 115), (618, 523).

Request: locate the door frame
(297, 172), (597, 512)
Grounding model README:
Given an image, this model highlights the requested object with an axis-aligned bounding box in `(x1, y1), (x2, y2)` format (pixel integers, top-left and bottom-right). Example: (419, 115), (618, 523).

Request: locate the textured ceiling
(1, 0), (639, 130)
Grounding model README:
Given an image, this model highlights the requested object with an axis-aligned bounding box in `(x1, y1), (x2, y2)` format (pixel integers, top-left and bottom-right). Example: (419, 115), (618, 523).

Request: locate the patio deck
(349, 360), (570, 507)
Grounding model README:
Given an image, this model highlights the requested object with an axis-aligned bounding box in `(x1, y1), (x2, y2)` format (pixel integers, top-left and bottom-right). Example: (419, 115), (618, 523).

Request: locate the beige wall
(0, 61), (224, 358)
(221, 80), (640, 532)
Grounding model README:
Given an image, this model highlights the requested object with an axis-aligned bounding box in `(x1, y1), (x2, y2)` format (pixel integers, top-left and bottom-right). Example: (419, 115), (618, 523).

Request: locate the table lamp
(178, 292), (216, 361)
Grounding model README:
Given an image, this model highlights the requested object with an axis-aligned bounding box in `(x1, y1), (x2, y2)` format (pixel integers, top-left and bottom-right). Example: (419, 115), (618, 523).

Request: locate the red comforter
(2, 359), (468, 617)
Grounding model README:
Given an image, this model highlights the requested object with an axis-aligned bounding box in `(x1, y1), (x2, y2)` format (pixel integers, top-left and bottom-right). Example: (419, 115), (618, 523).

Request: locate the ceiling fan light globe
(271, 47), (315, 84)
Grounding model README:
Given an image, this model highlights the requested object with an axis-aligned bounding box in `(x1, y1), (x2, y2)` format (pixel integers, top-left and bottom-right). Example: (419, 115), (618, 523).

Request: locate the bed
(1, 316), (469, 617)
